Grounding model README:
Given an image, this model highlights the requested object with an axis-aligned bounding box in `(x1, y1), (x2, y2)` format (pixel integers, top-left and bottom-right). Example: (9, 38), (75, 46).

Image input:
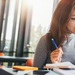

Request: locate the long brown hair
(46, 0), (75, 52)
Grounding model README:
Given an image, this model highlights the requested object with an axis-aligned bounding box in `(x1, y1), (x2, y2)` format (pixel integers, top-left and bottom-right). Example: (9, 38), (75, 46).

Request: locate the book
(13, 66), (38, 71)
(44, 62), (75, 69)
(53, 68), (75, 75)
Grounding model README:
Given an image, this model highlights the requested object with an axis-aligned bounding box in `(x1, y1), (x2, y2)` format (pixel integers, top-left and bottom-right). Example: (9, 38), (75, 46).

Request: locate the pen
(51, 38), (62, 58)
(51, 38), (58, 49)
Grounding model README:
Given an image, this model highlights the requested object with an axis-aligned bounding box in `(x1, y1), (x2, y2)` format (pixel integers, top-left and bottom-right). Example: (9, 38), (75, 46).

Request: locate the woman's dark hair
(46, 0), (75, 52)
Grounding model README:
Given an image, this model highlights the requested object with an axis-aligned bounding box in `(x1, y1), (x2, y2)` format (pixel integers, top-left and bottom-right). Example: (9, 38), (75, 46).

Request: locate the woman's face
(67, 9), (75, 34)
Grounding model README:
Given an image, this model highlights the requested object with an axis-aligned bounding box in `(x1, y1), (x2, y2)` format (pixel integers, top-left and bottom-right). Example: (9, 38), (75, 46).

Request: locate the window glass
(2, 0), (21, 56)
(14, 0), (22, 52)
(29, 0), (53, 57)
(5, 0), (16, 51)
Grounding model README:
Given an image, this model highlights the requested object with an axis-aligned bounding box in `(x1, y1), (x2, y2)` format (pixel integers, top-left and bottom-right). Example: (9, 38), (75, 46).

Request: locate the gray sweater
(33, 33), (75, 69)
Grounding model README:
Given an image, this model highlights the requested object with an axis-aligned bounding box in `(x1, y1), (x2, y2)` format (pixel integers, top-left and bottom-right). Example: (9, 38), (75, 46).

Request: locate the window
(29, 0), (53, 57)
(1, 0), (22, 56)
(5, 0), (16, 51)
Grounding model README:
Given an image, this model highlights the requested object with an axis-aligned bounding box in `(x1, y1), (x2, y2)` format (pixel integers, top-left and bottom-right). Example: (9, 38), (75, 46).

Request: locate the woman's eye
(71, 18), (75, 20)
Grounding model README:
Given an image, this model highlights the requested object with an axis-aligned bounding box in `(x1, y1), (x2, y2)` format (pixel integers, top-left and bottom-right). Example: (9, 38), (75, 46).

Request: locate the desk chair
(26, 59), (33, 67)
(0, 53), (4, 56)
(0, 53), (5, 68)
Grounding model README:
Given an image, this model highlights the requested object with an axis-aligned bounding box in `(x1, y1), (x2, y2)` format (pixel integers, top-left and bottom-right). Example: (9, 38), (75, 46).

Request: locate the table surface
(0, 68), (17, 75)
(0, 68), (51, 75)
(0, 56), (32, 63)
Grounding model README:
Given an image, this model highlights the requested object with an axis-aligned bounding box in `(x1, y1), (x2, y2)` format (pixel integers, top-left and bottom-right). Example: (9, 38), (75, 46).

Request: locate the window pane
(5, 0), (16, 51)
(3, 0), (22, 56)
(29, 0), (53, 57)
(14, 0), (22, 52)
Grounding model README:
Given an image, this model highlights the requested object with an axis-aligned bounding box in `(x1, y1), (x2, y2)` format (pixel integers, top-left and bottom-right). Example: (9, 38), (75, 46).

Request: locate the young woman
(33, 0), (75, 69)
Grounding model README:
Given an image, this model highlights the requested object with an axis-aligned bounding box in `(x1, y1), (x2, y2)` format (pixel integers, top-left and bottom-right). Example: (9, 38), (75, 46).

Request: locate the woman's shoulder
(40, 33), (49, 41)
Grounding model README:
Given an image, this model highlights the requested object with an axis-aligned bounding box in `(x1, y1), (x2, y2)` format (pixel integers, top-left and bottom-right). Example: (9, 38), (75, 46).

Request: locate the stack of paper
(45, 62), (75, 69)
(53, 68), (75, 75)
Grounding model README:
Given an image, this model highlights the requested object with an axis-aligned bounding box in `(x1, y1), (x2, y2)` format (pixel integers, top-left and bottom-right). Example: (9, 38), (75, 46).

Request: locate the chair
(0, 53), (4, 56)
(26, 59), (33, 67)
(0, 53), (5, 68)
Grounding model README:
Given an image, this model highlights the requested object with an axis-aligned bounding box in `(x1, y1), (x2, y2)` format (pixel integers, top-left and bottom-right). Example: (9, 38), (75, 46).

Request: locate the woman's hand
(51, 47), (63, 63)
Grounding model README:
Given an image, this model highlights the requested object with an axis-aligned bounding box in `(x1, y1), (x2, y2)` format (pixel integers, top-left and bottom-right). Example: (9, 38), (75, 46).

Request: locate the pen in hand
(51, 38), (62, 58)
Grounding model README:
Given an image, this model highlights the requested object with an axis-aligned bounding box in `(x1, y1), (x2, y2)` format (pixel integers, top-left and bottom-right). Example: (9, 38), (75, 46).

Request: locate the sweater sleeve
(33, 35), (48, 69)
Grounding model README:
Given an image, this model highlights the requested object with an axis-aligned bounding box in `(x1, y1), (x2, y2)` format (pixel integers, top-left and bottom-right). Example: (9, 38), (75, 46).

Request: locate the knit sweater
(33, 33), (75, 69)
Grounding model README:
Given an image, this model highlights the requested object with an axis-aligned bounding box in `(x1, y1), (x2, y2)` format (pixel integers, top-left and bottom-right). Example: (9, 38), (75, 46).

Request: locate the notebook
(44, 62), (75, 69)
(13, 66), (38, 71)
(53, 68), (75, 75)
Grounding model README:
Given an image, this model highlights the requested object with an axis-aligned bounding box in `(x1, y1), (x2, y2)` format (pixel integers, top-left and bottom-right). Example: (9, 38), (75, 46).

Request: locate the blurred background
(0, 0), (60, 67)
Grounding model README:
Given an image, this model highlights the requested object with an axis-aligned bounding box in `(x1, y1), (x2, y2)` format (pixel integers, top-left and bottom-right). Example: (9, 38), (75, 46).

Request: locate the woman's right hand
(51, 47), (63, 63)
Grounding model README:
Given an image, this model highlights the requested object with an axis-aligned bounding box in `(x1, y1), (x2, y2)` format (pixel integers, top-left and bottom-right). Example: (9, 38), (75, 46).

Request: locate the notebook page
(53, 68), (75, 75)
(46, 62), (74, 67)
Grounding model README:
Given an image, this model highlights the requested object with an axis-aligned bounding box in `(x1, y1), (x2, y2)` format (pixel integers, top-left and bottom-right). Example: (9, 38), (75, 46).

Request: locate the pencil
(51, 38), (62, 58)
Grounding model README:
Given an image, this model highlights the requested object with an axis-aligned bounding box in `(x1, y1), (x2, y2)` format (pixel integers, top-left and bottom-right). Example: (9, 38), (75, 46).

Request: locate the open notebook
(44, 62), (75, 69)
(53, 68), (75, 75)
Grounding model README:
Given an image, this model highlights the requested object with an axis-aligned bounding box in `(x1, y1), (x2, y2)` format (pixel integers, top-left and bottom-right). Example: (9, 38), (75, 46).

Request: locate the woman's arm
(33, 35), (48, 69)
